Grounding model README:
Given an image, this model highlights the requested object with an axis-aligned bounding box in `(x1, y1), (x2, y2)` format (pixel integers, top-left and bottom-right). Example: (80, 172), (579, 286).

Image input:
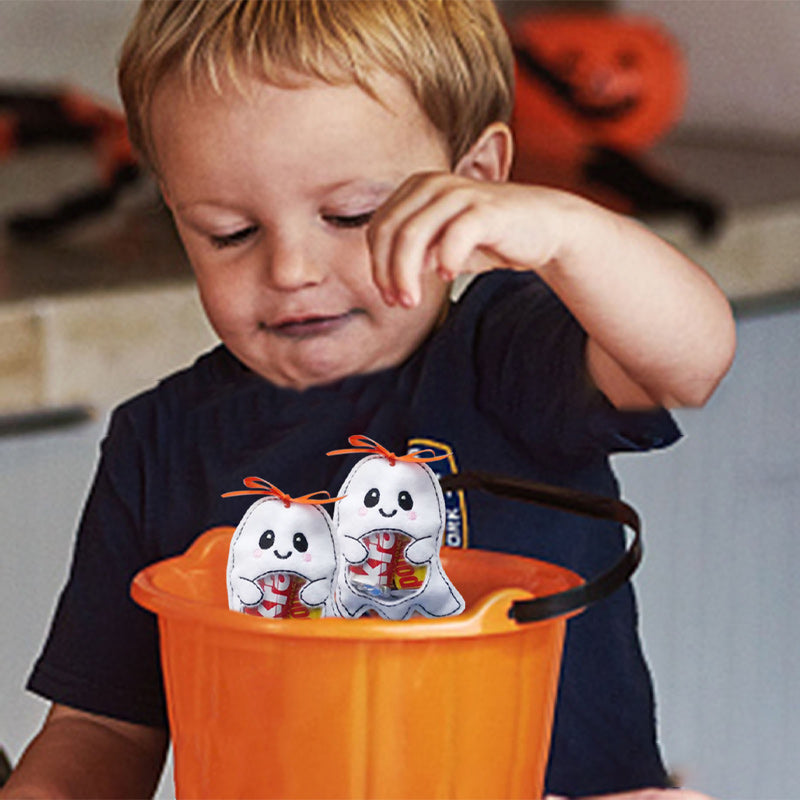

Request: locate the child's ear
(453, 122), (513, 182)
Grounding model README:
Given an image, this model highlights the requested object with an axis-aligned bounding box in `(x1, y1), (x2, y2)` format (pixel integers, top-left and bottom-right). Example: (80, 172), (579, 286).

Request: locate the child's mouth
(268, 310), (362, 339)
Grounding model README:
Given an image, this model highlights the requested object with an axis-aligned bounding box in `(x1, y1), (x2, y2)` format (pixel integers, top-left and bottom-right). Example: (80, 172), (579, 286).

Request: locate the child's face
(150, 70), (452, 390)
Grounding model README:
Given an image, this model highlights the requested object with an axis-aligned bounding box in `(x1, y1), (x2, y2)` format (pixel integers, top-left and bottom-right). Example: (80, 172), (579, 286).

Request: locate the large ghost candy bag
(328, 436), (465, 620)
(223, 478), (340, 619)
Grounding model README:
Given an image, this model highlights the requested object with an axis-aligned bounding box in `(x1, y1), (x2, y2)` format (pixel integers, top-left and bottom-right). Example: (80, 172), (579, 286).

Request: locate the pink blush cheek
(303, 553), (312, 563)
(252, 549), (262, 559)
(358, 508), (368, 517)
(407, 511), (417, 521)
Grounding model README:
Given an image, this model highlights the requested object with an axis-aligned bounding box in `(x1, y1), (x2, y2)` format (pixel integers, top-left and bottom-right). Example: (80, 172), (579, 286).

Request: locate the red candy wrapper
(242, 573), (322, 619)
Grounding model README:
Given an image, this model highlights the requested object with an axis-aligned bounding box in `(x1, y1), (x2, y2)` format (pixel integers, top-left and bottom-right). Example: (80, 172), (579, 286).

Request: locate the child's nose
(264, 238), (326, 291)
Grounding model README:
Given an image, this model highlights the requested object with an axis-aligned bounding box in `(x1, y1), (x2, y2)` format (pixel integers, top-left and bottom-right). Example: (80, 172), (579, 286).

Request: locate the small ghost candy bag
(327, 436), (466, 621)
(223, 478), (341, 619)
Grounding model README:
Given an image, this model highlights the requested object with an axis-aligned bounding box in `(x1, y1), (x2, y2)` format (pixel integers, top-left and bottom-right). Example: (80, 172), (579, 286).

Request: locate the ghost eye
(259, 530), (275, 550)
(364, 488), (380, 508)
(398, 491), (414, 511)
(293, 533), (308, 553)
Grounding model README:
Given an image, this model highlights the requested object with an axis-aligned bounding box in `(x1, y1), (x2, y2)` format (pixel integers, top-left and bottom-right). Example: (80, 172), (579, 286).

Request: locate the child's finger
(435, 205), (498, 277)
(384, 192), (478, 306)
(375, 184), (492, 306)
(368, 172), (458, 303)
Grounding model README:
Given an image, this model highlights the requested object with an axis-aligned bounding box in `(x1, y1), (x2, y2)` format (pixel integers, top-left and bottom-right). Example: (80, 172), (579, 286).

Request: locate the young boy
(3, 1), (734, 798)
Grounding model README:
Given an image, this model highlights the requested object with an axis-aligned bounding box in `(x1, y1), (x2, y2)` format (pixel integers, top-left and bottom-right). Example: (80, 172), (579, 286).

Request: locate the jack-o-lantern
(509, 12), (719, 237)
(511, 12), (686, 163)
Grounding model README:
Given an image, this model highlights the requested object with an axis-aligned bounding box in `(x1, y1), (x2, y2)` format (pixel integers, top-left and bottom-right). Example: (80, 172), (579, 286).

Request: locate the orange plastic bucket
(131, 472), (642, 800)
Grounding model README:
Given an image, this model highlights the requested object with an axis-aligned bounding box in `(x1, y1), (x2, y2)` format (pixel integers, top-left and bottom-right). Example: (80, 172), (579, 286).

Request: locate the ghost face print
(341, 457), (443, 542)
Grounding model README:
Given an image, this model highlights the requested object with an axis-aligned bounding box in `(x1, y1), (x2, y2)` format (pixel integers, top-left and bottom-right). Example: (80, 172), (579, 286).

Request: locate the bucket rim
(131, 528), (584, 641)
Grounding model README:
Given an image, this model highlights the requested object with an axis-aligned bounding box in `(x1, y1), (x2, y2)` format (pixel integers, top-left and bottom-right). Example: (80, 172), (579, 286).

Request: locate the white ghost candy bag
(328, 436), (465, 621)
(223, 478), (340, 619)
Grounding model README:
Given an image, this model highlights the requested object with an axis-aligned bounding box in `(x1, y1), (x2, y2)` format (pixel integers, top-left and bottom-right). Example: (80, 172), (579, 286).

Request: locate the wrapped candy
(328, 436), (465, 620)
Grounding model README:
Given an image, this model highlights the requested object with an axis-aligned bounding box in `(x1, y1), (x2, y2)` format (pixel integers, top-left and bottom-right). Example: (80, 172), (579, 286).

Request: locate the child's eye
(210, 225), (258, 249)
(323, 211), (375, 229)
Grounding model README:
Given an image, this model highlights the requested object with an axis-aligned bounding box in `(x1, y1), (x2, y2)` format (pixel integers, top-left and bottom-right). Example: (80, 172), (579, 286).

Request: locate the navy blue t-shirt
(29, 271), (679, 797)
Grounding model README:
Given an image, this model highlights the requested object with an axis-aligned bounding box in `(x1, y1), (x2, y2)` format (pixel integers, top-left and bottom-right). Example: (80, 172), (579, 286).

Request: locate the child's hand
(368, 172), (564, 307)
(369, 169), (735, 410)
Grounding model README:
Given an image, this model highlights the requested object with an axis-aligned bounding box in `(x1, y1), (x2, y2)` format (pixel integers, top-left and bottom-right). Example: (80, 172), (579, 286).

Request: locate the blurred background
(1, 1), (799, 798)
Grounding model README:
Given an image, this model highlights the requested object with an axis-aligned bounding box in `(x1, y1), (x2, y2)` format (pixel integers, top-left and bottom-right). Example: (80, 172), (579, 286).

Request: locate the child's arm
(369, 174), (736, 410)
(0, 704), (167, 799)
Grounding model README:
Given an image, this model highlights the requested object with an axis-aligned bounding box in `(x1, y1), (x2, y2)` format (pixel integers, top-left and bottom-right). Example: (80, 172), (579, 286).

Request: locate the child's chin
(272, 357), (362, 391)
(290, 354), (397, 390)
(244, 334), (404, 389)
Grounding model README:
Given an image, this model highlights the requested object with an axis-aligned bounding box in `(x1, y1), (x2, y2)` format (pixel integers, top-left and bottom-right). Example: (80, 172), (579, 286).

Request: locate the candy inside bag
(347, 530), (428, 600)
(224, 478), (340, 618)
(241, 574), (324, 620)
(328, 436), (465, 620)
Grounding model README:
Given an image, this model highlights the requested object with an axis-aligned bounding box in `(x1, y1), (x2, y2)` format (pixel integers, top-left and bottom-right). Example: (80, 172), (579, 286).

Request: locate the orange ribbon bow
(327, 435), (450, 467)
(222, 477), (343, 508)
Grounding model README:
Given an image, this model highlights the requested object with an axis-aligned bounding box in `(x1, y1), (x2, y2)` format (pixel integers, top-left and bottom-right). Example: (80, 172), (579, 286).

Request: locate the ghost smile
(274, 551), (292, 559)
(379, 508), (397, 518)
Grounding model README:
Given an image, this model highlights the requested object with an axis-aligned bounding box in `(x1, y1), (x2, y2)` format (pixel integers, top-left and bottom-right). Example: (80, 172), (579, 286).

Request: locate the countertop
(2, 135), (800, 420)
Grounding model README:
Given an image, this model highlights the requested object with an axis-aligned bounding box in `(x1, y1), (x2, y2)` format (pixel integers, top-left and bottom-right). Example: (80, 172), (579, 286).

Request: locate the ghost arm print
(404, 536), (437, 565)
(232, 576), (264, 608)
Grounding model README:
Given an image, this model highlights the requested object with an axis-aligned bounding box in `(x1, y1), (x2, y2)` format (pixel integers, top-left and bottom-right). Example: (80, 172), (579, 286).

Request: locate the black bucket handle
(439, 471), (642, 624)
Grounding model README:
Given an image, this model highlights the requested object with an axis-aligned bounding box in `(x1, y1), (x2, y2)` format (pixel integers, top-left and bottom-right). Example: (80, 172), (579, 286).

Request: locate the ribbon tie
(222, 477), (343, 508)
(327, 435), (450, 467)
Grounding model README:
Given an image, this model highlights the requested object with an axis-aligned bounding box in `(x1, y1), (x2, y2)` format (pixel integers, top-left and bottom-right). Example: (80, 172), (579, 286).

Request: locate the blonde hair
(118, 0), (514, 171)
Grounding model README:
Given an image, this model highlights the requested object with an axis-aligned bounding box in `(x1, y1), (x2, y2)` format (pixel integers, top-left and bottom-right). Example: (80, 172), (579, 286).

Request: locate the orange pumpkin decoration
(507, 12), (722, 237)
(510, 12), (687, 167)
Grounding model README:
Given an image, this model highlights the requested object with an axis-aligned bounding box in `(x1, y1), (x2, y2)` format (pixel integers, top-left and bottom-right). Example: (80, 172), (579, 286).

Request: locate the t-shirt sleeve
(472, 273), (680, 458)
(26, 406), (168, 726)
